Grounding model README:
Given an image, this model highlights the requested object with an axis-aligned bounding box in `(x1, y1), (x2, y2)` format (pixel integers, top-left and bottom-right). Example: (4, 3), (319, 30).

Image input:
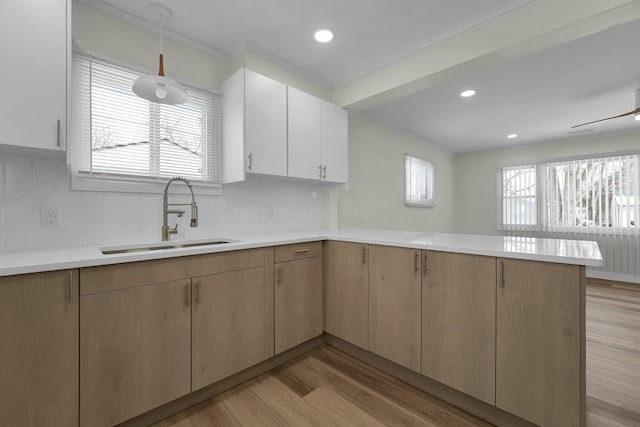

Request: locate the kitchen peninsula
(0, 229), (602, 427)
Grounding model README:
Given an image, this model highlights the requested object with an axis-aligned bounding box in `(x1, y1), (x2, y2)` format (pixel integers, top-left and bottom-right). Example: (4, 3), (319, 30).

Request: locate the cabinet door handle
(67, 271), (73, 303)
(414, 251), (419, 272)
(194, 282), (200, 305)
(295, 248), (310, 253)
(423, 253), (428, 275)
(362, 246), (367, 264)
(500, 260), (505, 288)
(322, 165), (327, 179)
(247, 152), (253, 171)
(276, 267), (281, 283)
(318, 164), (323, 179)
(184, 284), (190, 307)
(56, 119), (61, 147)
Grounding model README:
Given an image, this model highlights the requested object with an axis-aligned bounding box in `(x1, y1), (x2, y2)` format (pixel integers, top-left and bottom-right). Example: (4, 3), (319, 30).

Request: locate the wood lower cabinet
(0, 270), (78, 427)
(421, 251), (496, 404)
(80, 279), (191, 427)
(324, 241), (369, 349)
(192, 266), (274, 389)
(496, 258), (583, 427)
(275, 243), (323, 354)
(368, 245), (422, 372)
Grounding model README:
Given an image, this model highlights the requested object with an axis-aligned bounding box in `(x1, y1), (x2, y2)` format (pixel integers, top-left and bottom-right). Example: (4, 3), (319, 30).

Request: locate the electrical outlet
(41, 206), (60, 228)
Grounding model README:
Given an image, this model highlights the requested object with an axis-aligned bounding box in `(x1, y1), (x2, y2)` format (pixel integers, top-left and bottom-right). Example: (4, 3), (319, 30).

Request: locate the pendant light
(132, 3), (188, 105)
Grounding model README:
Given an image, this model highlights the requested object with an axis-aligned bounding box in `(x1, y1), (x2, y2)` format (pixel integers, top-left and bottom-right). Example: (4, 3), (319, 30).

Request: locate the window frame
(404, 154), (436, 208)
(68, 51), (222, 195)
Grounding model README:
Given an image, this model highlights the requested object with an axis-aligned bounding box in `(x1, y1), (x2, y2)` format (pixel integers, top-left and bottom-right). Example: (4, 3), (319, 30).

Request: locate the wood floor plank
(211, 382), (290, 427)
(248, 374), (337, 427)
(315, 345), (493, 427)
(304, 385), (387, 427)
(287, 354), (440, 426)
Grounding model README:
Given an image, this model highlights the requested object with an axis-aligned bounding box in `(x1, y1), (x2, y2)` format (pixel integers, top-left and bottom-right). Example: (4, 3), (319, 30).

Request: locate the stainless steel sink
(100, 239), (233, 255)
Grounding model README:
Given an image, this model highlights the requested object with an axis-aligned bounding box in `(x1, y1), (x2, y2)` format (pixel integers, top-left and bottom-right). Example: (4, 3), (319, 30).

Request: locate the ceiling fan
(571, 89), (640, 128)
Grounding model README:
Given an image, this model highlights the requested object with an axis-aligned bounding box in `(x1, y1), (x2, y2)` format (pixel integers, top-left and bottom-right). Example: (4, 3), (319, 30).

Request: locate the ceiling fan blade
(572, 107), (640, 128)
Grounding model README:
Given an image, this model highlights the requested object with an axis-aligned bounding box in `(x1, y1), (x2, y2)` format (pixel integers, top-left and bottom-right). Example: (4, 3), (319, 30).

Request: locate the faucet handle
(169, 223), (179, 234)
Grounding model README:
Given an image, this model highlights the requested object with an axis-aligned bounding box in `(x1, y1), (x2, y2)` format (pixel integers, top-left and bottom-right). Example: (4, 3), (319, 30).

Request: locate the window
(69, 53), (220, 190)
(500, 154), (640, 233)
(405, 154), (435, 207)
(501, 165), (537, 227)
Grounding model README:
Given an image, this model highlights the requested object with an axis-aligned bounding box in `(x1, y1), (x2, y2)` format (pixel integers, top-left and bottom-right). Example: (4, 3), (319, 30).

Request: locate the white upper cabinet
(288, 87), (348, 184)
(221, 68), (287, 183)
(222, 68), (348, 184)
(0, 0), (68, 151)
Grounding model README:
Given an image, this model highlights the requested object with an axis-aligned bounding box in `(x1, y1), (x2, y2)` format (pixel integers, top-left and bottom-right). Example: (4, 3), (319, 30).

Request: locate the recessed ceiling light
(314, 29), (334, 43)
(460, 89), (476, 97)
(507, 134), (518, 139)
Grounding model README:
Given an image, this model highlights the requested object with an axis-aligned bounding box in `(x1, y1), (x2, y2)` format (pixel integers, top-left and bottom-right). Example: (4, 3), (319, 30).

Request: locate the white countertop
(0, 228), (603, 277)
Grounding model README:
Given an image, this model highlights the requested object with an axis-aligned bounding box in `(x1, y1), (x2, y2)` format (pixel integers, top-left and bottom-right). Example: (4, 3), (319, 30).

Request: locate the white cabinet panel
(0, 0), (68, 151)
(287, 87), (322, 180)
(321, 100), (348, 183)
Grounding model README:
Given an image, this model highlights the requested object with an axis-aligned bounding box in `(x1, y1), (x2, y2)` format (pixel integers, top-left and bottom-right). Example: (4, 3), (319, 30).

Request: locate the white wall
(336, 114), (455, 232)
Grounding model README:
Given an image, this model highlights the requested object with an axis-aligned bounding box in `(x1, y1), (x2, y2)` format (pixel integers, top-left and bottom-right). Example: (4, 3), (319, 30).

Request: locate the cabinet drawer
(81, 248), (265, 295)
(274, 241), (322, 263)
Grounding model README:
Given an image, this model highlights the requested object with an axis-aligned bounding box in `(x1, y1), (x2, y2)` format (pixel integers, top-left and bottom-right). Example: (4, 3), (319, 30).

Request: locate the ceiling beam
(332, 0), (640, 111)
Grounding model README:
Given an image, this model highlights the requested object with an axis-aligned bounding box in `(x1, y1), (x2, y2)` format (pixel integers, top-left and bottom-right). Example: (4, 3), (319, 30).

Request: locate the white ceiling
(79, 0), (640, 153)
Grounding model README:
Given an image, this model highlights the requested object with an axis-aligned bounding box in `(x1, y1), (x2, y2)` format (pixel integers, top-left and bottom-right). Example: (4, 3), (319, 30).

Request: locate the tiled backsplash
(0, 154), (327, 252)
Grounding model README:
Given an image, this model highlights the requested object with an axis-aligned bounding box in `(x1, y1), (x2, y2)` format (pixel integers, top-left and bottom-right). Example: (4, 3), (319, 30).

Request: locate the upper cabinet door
(244, 69), (288, 177)
(321, 100), (348, 184)
(221, 68), (287, 183)
(288, 86), (323, 180)
(0, 0), (68, 151)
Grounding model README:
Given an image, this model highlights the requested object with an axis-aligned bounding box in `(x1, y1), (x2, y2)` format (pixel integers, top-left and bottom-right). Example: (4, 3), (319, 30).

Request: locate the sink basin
(100, 239), (233, 255)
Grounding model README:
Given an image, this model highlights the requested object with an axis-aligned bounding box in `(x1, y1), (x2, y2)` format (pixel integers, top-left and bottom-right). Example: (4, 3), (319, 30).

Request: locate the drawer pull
(295, 248), (311, 253)
(194, 282), (200, 305)
(184, 285), (189, 307)
(362, 246), (367, 264)
(414, 251), (419, 272)
(276, 267), (281, 283)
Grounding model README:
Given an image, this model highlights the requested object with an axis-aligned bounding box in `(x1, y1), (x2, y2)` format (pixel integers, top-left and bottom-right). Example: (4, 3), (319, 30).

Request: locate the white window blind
(69, 53), (220, 184)
(544, 155), (639, 232)
(500, 154), (640, 234)
(501, 165), (537, 229)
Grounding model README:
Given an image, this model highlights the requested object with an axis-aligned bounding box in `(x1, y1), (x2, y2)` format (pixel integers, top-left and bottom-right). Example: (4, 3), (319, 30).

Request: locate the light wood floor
(586, 285), (640, 427)
(152, 285), (640, 427)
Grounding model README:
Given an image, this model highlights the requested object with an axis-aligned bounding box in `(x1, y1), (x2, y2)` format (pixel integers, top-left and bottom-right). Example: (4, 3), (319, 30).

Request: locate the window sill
(71, 173), (222, 196)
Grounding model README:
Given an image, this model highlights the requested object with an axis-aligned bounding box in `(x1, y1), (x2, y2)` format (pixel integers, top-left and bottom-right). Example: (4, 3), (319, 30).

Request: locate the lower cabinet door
(275, 256), (323, 354)
(191, 267), (273, 389)
(0, 270), (78, 427)
(368, 245), (422, 372)
(421, 251), (496, 404)
(80, 280), (191, 427)
(496, 259), (582, 427)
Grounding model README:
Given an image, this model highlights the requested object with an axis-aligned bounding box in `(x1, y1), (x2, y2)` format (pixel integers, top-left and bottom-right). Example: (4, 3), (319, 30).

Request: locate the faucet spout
(162, 177), (199, 241)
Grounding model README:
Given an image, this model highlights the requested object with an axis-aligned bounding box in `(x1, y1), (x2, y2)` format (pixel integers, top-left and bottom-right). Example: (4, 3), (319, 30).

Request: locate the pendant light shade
(132, 53), (188, 105)
(131, 3), (188, 105)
